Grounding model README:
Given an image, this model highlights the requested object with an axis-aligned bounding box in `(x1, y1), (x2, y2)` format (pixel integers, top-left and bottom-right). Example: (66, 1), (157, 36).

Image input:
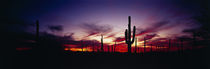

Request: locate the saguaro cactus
(101, 34), (104, 52)
(135, 38), (137, 53)
(125, 16), (136, 53)
(114, 41), (116, 52)
(111, 45), (113, 52)
(108, 46), (110, 52)
(168, 39), (171, 52)
(92, 41), (94, 52)
(81, 40), (84, 52)
(150, 44), (152, 52)
(144, 37), (146, 53)
(180, 39), (183, 53)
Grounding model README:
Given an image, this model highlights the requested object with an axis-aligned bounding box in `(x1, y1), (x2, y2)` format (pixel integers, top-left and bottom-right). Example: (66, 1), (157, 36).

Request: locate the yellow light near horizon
(69, 48), (82, 51)
(138, 45), (151, 48)
(68, 47), (93, 52)
(86, 35), (116, 44)
(131, 41), (144, 47)
(103, 38), (114, 43)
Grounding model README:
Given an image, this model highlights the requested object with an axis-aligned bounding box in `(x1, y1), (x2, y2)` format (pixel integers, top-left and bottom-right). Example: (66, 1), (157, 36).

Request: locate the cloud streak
(136, 21), (170, 36)
(48, 25), (63, 32)
(114, 37), (125, 42)
(80, 22), (113, 37)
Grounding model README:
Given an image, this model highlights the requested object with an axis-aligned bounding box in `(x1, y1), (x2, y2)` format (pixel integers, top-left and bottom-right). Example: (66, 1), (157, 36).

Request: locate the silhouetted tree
(101, 34), (104, 52)
(135, 38), (137, 53)
(125, 16), (136, 53)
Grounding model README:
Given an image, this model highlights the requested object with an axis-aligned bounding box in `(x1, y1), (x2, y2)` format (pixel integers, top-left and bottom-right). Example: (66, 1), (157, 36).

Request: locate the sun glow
(131, 41), (144, 47)
(65, 47), (93, 52)
(87, 35), (116, 44)
(103, 38), (114, 44)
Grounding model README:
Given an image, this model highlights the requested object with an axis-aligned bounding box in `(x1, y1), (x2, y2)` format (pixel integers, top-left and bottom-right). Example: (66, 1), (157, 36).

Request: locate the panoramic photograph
(3, 0), (209, 69)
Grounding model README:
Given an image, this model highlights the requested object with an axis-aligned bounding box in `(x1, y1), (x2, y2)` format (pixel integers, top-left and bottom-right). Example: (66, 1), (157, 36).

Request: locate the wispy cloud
(48, 25), (63, 32)
(104, 33), (116, 39)
(80, 22), (113, 37)
(136, 21), (170, 36)
(114, 37), (125, 42)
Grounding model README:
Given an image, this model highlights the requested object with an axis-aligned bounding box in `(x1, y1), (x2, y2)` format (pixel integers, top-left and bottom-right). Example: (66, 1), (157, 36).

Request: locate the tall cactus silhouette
(125, 16), (136, 53)
(108, 46), (110, 52)
(180, 39), (183, 53)
(101, 34), (104, 52)
(135, 38), (137, 53)
(81, 40), (84, 52)
(92, 41), (94, 52)
(168, 39), (171, 52)
(150, 44), (152, 52)
(114, 41), (116, 52)
(144, 37), (146, 53)
(111, 45), (113, 52)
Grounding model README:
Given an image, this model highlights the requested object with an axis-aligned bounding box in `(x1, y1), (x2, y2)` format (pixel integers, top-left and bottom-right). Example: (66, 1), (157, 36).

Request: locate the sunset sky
(4, 0), (207, 52)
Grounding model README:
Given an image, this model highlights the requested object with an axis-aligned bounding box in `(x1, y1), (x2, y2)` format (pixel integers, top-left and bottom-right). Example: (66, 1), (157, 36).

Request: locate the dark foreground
(12, 47), (209, 69)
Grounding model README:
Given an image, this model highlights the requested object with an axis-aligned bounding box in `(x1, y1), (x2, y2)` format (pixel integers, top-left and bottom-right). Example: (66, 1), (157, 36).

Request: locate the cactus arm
(131, 26), (136, 43)
(125, 29), (128, 44)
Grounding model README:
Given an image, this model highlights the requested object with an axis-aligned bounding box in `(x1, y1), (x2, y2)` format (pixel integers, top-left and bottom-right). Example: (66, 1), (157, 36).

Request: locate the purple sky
(5, 0), (204, 43)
